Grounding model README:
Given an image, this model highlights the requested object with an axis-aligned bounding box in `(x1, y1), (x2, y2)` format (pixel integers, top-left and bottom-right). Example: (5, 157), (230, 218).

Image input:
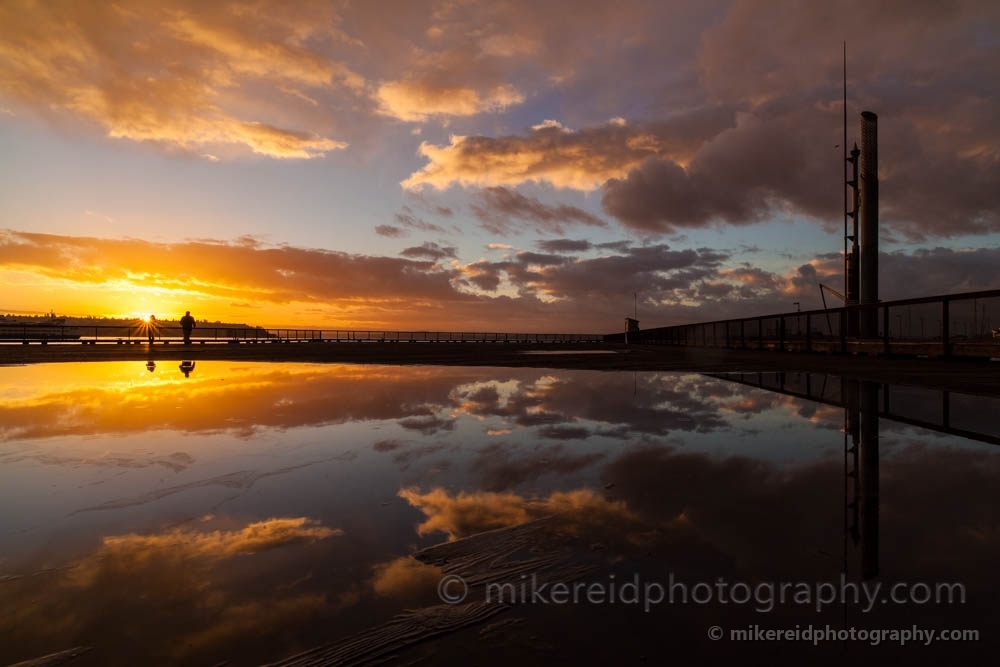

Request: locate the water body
(1, 362), (997, 666)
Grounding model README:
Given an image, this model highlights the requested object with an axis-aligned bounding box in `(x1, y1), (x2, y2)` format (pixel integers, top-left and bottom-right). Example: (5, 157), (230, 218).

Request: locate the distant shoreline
(2, 342), (999, 396)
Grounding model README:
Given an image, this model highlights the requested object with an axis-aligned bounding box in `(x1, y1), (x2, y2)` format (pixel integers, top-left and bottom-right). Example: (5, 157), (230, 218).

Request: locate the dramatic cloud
(398, 486), (635, 541)
(0, 0), (354, 158)
(370, 557), (443, 599)
(401, 116), (726, 191)
(495, 244), (730, 302)
(875, 247), (1000, 301)
(376, 81), (523, 122)
(537, 239), (593, 253)
(394, 206), (449, 234)
(470, 443), (604, 491)
(399, 242), (457, 261)
(3, 0), (998, 243)
(4, 230), (998, 330)
(390, 1), (998, 239)
(471, 187), (607, 235)
(0, 230), (465, 327)
(375, 225), (408, 238)
(601, 110), (840, 233)
(86, 517), (340, 567)
(397, 414), (457, 436)
(0, 517), (342, 661)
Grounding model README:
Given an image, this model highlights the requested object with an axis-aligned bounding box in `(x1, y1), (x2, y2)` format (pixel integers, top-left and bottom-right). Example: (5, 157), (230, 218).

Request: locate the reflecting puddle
(1, 362), (998, 665)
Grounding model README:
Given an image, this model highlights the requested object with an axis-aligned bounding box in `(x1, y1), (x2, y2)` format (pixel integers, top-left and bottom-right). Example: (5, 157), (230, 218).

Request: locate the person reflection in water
(147, 315), (156, 344)
(180, 310), (196, 344)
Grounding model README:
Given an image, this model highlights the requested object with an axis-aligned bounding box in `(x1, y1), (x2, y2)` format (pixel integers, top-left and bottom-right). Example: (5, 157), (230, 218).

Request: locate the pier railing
(0, 325), (603, 345)
(604, 288), (1000, 359)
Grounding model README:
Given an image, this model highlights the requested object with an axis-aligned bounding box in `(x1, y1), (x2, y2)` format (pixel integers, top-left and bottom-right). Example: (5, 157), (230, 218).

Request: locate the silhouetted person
(148, 315), (156, 344)
(180, 310), (196, 344)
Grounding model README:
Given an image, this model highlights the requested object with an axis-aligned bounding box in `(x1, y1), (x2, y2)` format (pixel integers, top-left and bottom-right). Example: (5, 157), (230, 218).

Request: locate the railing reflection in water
(0, 325), (603, 345)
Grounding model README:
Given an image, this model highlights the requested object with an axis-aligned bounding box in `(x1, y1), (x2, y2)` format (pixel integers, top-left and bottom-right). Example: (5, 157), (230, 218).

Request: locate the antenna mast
(843, 42), (861, 337)
(843, 41), (848, 298)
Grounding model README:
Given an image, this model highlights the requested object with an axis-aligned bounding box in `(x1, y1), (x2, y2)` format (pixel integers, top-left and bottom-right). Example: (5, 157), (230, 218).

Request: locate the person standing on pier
(180, 310), (196, 344)
(148, 315), (156, 344)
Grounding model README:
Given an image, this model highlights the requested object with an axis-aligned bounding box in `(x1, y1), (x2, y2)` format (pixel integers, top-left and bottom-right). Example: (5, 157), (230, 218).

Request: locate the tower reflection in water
(709, 370), (1000, 589)
(843, 378), (879, 581)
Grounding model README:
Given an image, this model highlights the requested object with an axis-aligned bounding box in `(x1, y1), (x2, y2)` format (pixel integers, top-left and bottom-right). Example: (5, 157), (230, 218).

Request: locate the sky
(1, 0), (998, 331)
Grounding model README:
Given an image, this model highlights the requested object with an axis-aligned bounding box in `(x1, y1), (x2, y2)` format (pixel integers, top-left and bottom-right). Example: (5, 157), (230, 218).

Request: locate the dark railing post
(882, 305), (890, 355)
(840, 307), (847, 353)
(942, 297), (951, 358)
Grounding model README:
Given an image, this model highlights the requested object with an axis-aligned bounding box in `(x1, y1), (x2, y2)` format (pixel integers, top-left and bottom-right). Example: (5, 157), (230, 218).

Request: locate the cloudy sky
(1, 0), (998, 330)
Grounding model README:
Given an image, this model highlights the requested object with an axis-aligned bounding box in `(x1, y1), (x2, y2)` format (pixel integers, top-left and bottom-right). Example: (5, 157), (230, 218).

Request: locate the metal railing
(0, 324), (603, 345)
(604, 288), (1000, 359)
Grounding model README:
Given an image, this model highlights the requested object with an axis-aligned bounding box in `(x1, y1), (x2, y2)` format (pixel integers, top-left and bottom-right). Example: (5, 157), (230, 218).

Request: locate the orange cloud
(370, 557), (444, 598)
(0, 230), (465, 326)
(398, 486), (635, 541)
(3, 230), (690, 331)
(401, 115), (717, 191)
(71, 518), (341, 585)
(5, 229), (995, 331)
(0, 516), (344, 660)
(0, 0), (353, 158)
(376, 80), (523, 122)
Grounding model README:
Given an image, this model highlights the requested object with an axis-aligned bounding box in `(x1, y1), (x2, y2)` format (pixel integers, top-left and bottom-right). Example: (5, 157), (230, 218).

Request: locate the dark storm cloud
(471, 186), (607, 235)
(529, 245), (728, 300)
(399, 242), (458, 261)
(375, 225), (407, 238)
(601, 110), (840, 233)
(394, 206), (449, 234)
(397, 414), (457, 436)
(536, 239), (593, 253)
(401, 1), (998, 241)
(471, 442), (605, 492)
